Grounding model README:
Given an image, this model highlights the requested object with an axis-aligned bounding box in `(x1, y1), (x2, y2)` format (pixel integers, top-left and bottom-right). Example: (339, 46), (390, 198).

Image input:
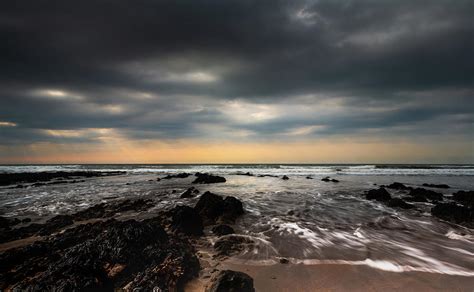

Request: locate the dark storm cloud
(0, 0), (473, 144)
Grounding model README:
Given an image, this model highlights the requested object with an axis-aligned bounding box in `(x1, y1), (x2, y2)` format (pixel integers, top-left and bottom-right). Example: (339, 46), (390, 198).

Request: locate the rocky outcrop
(212, 224), (235, 236)
(0, 171), (125, 186)
(162, 173), (191, 179)
(387, 198), (415, 209)
(282, 175), (289, 180)
(452, 190), (474, 208)
(194, 192), (244, 225)
(193, 173), (226, 184)
(431, 203), (473, 227)
(206, 270), (255, 292)
(73, 199), (154, 221)
(0, 218), (200, 291)
(321, 176), (339, 183)
(213, 235), (255, 257)
(168, 206), (204, 236)
(423, 183), (450, 189)
(180, 187), (199, 198)
(407, 188), (443, 202)
(385, 182), (412, 190)
(366, 188), (391, 201)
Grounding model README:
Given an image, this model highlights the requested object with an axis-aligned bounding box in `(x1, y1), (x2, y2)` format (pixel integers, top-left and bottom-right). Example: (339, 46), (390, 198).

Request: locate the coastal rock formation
(385, 182), (412, 190)
(193, 173), (226, 184)
(452, 190), (474, 208)
(180, 187), (199, 198)
(0, 171), (125, 186)
(213, 235), (255, 257)
(387, 198), (415, 209)
(321, 176), (339, 183)
(282, 175), (289, 180)
(168, 206), (204, 236)
(423, 183), (450, 189)
(212, 224), (235, 236)
(162, 172), (191, 179)
(431, 203), (473, 227)
(366, 188), (391, 202)
(194, 191), (244, 225)
(407, 188), (443, 202)
(0, 218), (200, 291)
(73, 199), (154, 221)
(206, 270), (255, 292)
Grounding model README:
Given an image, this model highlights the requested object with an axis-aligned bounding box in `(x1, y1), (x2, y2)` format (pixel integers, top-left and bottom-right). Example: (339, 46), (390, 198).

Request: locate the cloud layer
(1, 0), (473, 162)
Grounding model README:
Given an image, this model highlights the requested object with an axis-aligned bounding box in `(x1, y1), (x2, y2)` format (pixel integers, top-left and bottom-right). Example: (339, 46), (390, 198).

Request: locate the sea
(1, 164), (473, 276)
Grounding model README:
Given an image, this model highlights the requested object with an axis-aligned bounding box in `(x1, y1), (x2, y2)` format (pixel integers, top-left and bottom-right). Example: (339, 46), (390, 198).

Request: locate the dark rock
(193, 173), (226, 184)
(305, 176), (313, 179)
(452, 190), (474, 208)
(0, 171), (125, 186)
(366, 188), (391, 202)
(431, 203), (473, 227)
(321, 176), (339, 183)
(386, 182), (412, 190)
(214, 235), (255, 257)
(282, 175), (289, 180)
(279, 258), (289, 264)
(237, 172), (254, 176)
(387, 198), (415, 209)
(257, 174), (279, 178)
(423, 183), (450, 189)
(212, 225), (235, 236)
(206, 270), (255, 292)
(169, 206), (204, 236)
(0, 218), (200, 291)
(194, 192), (244, 225)
(162, 172), (191, 179)
(287, 210), (295, 216)
(408, 188), (443, 202)
(180, 187), (197, 198)
(38, 215), (74, 235)
(73, 199), (154, 221)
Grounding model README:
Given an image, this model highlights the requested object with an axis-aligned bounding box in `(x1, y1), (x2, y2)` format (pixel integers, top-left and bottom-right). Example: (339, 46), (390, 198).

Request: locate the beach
(0, 164), (473, 291)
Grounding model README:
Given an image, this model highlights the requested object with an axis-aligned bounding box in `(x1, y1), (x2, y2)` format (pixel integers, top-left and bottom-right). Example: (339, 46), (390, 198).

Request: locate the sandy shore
(187, 261), (474, 291)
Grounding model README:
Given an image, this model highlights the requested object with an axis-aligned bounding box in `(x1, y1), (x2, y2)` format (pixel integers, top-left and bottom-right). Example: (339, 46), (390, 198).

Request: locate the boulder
(387, 198), (415, 209)
(386, 182), (412, 190)
(180, 187), (197, 198)
(321, 176), (339, 183)
(193, 173), (226, 184)
(408, 188), (443, 202)
(214, 235), (255, 257)
(282, 175), (289, 180)
(212, 225), (235, 236)
(194, 192), (244, 225)
(452, 190), (474, 208)
(169, 206), (204, 236)
(431, 203), (473, 227)
(305, 176), (313, 179)
(206, 270), (255, 292)
(366, 188), (391, 202)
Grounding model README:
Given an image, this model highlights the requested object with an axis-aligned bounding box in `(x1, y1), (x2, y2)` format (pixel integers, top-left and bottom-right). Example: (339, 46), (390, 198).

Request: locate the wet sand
(187, 261), (474, 291)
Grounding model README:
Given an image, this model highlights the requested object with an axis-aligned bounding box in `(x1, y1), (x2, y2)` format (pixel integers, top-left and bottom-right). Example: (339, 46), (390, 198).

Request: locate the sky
(0, 0), (473, 164)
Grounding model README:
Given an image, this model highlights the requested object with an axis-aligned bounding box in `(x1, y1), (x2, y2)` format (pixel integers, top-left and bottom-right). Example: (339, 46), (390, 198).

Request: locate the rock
(282, 175), (289, 180)
(257, 174), (279, 178)
(321, 176), (339, 183)
(206, 270), (255, 292)
(423, 183), (450, 189)
(194, 192), (244, 225)
(214, 235), (255, 257)
(431, 203), (473, 227)
(73, 199), (153, 221)
(180, 187), (197, 198)
(366, 188), (391, 202)
(169, 206), (204, 236)
(408, 188), (443, 202)
(0, 171), (125, 186)
(0, 218), (200, 291)
(387, 198), (415, 209)
(212, 225), (235, 236)
(452, 190), (474, 208)
(305, 176), (313, 179)
(386, 182), (412, 190)
(38, 215), (74, 235)
(237, 172), (254, 176)
(162, 172), (191, 179)
(193, 173), (226, 184)
(279, 258), (289, 264)
(287, 210), (295, 216)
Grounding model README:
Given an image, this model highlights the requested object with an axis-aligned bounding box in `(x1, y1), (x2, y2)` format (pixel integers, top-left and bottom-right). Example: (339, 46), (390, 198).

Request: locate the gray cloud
(0, 0), (473, 147)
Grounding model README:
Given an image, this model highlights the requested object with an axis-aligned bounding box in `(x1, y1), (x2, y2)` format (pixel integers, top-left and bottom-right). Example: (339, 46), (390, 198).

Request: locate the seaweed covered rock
(206, 270), (255, 292)
(408, 188), (443, 202)
(194, 192), (244, 225)
(431, 203), (473, 227)
(168, 206), (204, 236)
(0, 218), (200, 291)
(366, 188), (391, 202)
(193, 173), (226, 184)
(452, 190), (474, 208)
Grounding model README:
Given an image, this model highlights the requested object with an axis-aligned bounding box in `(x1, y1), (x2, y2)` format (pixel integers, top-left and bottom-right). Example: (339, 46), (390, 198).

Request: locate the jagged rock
(386, 182), (412, 190)
(194, 192), (244, 225)
(212, 225), (235, 236)
(282, 175), (289, 180)
(366, 188), (391, 202)
(279, 258), (289, 264)
(168, 206), (204, 236)
(180, 187), (197, 198)
(387, 198), (415, 209)
(73, 199), (154, 221)
(206, 270), (255, 292)
(38, 215), (74, 235)
(423, 183), (450, 189)
(321, 176), (339, 183)
(452, 190), (474, 208)
(0, 218), (200, 291)
(162, 173), (191, 179)
(431, 203), (473, 227)
(213, 235), (255, 257)
(193, 173), (226, 184)
(408, 188), (443, 202)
